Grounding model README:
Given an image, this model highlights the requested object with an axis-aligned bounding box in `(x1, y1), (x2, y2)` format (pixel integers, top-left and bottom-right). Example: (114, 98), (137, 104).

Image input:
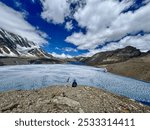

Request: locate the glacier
(0, 64), (150, 104)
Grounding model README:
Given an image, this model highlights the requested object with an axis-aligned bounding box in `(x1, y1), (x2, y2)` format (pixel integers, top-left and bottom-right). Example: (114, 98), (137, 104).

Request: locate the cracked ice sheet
(0, 64), (150, 103)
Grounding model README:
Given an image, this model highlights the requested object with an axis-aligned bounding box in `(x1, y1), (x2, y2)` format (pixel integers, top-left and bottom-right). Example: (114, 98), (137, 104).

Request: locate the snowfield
(0, 64), (150, 103)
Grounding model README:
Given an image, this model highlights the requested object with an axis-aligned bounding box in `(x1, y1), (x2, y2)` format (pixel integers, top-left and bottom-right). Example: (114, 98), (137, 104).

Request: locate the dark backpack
(72, 81), (77, 87)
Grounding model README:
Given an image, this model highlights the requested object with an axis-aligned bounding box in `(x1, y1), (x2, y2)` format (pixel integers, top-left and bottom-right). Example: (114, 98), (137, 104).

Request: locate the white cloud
(40, 0), (70, 24)
(40, 0), (86, 24)
(2, 0), (149, 57)
(65, 0), (150, 53)
(100, 34), (150, 52)
(65, 21), (73, 31)
(51, 52), (73, 59)
(55, 47), (77, 52)
(81, 34), (150, 57)
(74, 0), (133, 31)
(0, 2), (48, 46)
(63, 47), (77, 52)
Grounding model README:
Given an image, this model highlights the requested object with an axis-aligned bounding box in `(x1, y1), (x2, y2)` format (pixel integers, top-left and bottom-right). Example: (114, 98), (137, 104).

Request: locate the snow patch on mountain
(0, 28), (50, 58)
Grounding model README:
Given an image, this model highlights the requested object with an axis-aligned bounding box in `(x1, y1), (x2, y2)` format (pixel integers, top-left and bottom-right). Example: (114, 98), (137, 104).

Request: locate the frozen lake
(0, 64), (150, 104)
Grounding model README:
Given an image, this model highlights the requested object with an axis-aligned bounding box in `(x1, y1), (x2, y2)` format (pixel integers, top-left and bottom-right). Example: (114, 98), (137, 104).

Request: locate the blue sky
(0, 0), (150, 58)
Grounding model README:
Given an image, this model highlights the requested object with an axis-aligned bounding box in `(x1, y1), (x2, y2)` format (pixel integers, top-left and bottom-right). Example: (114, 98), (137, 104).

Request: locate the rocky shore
(0, 86), (150, 113)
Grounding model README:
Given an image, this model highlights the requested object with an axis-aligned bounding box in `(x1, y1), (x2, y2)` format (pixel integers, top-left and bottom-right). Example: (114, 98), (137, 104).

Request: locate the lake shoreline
(0, 64), (150, 104)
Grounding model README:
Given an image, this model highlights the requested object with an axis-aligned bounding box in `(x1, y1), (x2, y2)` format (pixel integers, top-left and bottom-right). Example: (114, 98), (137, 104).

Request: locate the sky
(0, 0), (150, 58)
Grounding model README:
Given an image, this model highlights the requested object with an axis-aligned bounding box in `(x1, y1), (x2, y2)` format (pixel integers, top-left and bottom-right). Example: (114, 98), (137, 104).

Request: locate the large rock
(51, 96), (84, 113)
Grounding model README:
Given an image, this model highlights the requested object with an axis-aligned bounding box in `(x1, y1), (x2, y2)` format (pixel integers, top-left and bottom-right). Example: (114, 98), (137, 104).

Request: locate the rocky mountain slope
(105, 54), (150, 82)
(0, 28), (65, 65)
(0, 28), (52, 58)
(83, 46), (142, 65)
(78, 46), (150, 82)
(0, 57), (64, 66)
(0, 86), (150, 113)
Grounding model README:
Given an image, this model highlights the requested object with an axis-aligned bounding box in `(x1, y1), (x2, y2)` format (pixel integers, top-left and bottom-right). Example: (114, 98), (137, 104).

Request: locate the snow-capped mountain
(0, 28), (52, 58)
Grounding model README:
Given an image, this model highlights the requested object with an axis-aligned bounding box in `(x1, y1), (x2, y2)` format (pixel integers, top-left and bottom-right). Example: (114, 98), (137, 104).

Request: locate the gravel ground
(0, 86), (150, 113)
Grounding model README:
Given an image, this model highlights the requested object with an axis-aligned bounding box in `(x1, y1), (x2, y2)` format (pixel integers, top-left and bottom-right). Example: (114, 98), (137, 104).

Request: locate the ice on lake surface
(0, 64), (150, 103)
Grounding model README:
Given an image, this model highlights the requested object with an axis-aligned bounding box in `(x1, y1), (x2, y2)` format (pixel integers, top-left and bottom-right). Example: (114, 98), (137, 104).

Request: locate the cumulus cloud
(63, 47), (77, 52)
(40, 0), (86, 24)
(3, 0), (149, 56)
(100, 34), (150, 52)
(55, 47), (77, 52)
(0, 2), (48, 46)
(81, 34), (150, 57)
(51, 52), (73, 59)
(40, 0), (70, 24)
(65, 21), (73, 31)
(74, 0), (133, 31)
(65, 0), (150, 53)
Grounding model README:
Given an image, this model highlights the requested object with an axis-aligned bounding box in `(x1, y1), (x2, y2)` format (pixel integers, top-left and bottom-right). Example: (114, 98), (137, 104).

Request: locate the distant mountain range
(0, 28), (65, 65)
(0, 28), (52, 58)
(76, 46), (150, 82)
(79, 46), (150, 65)
(0, 27), (150, 68)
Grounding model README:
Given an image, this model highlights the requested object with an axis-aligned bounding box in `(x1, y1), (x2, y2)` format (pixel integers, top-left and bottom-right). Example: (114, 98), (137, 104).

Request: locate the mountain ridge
(75, 46), (150, 82)
(0, 28), (52, 58)
(81, 46), (145, 65)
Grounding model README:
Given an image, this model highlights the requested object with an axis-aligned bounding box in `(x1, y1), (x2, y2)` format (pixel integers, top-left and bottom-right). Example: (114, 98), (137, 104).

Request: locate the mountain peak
(0, 28), (51, 58)
(83, 46), (142, 65)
